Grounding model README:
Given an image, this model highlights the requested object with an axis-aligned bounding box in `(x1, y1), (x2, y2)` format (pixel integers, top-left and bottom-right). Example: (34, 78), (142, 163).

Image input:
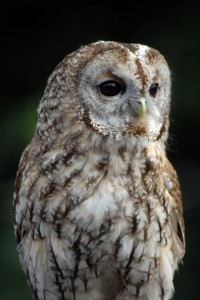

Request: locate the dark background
(1, 1), (200, 299)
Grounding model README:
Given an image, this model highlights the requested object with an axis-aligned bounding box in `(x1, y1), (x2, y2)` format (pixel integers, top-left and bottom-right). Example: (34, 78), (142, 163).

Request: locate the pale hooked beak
(138, 97), (146, 121)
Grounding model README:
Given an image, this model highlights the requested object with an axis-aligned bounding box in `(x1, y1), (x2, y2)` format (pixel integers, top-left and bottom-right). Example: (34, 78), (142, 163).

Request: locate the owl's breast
(66, 142), (170, 248)
(63, 145), (177, 296)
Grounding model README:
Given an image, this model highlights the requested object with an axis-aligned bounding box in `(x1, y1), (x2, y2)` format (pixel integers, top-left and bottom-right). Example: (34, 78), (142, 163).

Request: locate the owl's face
(76, 42), (171, 138)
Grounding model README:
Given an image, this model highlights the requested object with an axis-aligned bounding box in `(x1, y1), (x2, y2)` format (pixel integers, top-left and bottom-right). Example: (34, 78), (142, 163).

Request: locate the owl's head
(38, 41), (171, 144)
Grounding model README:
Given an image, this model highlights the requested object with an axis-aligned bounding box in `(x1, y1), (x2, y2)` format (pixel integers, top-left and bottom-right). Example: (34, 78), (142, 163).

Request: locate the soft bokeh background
(1, 1), (200, 299)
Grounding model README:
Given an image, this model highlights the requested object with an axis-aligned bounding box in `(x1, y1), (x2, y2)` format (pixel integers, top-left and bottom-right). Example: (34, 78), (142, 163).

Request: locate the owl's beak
(138, 97), (146, 121)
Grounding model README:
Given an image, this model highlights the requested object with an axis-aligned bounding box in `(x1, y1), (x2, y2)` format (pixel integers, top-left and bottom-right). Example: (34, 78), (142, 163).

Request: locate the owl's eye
(149, 83), (159, 97)
(98, 80), (125, 97)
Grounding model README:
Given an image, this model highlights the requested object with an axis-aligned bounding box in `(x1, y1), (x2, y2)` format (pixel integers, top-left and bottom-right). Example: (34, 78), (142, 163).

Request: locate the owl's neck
(34, 105), (169, 158)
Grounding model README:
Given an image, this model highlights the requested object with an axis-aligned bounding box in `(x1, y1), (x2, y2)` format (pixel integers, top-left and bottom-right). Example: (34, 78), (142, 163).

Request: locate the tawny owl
(14, 41), (185, 300)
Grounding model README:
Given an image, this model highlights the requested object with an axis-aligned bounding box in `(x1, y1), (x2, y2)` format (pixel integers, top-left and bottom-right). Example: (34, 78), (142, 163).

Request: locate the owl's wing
(14, 140), (47, 247)
(13, 144), (33, 245)
(164, 159), (185, 258)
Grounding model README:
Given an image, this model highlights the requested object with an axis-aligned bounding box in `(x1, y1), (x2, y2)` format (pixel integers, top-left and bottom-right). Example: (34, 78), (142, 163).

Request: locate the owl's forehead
(75, 41), (164, 65)
(74, 42), (166, 88)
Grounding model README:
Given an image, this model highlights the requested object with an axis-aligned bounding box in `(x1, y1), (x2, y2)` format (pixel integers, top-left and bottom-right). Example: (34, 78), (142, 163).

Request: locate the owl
(14, 41), (185, 300)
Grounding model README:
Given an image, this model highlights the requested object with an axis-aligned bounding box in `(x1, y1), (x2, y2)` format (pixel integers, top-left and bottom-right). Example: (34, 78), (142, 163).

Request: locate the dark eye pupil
(99, 80), (124, 97)
(149, 83), (159, 97)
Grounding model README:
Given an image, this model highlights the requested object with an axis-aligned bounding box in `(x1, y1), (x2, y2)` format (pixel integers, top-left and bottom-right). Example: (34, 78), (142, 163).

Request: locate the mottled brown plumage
(14, 41), (185, 300)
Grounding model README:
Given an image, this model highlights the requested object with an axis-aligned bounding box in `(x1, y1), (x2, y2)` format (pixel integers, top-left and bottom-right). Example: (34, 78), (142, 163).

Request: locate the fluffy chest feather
(52, 141), (172, 267)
